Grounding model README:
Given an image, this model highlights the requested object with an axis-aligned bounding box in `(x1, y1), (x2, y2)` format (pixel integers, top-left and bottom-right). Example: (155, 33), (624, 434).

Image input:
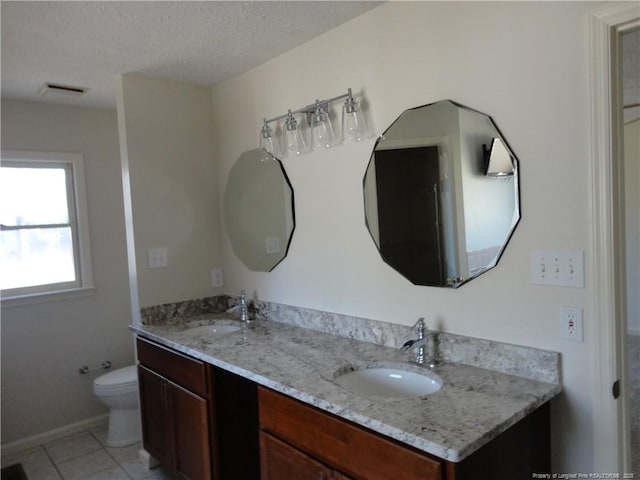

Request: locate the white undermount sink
(334, 366), (442, 398)
(183, 324), (241, 338)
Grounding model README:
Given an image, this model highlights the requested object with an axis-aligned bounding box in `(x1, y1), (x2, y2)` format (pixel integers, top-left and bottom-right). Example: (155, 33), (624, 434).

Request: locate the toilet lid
(94, 365), (137, 388)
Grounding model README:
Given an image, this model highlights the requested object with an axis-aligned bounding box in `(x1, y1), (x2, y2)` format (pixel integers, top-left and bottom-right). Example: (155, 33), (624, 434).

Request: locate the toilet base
(106, 408), (141, 447)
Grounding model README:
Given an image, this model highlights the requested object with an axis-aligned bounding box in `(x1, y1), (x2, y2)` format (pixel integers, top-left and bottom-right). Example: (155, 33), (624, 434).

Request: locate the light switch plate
(147, 247), (168, 268)
(531, 250), (584, 288)
(265, 236), (281, 254)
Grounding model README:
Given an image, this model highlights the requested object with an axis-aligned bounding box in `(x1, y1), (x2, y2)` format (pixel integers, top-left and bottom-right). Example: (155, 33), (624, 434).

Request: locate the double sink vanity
(131, 298), (561, 480)
(132, 97), (552, 479)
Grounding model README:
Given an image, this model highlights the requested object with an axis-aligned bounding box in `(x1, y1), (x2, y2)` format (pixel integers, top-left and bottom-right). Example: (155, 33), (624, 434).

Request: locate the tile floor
(1, 426), (172, 480)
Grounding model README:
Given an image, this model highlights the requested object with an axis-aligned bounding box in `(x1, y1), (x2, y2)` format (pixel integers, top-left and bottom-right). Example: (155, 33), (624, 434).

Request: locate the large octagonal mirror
(224, 149), (295, 272)
(363, 100), (520, 288)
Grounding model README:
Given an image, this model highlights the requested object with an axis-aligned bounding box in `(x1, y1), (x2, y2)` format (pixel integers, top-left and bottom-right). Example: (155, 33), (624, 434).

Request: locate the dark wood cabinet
(137, 335), (550, 480)
(137, 366), (174, 468)
(137, 337), (261, 480)
(258, 386), (550, 480)
(260, 432), (336, 480)
(258, 386), (442, 480)
(137, 338), (214, 480)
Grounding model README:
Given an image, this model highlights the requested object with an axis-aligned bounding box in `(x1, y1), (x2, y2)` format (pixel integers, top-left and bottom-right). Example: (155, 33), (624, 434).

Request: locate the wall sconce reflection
(483, 137), (514, 177)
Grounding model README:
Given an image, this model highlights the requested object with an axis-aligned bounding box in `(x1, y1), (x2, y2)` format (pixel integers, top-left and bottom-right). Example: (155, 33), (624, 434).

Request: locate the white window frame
(1, 151), (94, 301)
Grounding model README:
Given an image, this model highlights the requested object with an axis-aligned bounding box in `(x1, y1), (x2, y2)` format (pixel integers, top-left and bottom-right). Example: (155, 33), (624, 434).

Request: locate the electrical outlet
(560, 306), (583, 341)
(211, 268), (223, 288)
(147, 247), (168, 268)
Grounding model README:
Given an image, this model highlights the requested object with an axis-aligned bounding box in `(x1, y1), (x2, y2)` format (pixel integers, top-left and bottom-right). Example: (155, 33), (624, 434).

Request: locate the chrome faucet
(402, 318), (433, 366)
(227, 290), (249, 323)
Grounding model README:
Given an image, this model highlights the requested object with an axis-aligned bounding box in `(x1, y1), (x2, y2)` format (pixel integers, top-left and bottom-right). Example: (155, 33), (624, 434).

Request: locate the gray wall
(1, 100), (133, 444)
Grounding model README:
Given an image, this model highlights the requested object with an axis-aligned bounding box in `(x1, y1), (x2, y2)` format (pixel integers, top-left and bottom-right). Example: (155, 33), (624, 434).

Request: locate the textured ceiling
(1, 1), (382, 109)
(1, 2), (637, 114)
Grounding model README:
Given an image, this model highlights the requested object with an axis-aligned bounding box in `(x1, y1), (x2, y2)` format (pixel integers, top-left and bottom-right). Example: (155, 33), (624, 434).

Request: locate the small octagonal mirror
(224, 149), (295, 272)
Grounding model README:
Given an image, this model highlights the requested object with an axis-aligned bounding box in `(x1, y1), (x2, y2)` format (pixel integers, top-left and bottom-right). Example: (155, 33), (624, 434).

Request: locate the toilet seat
(94, 365), (138, 395)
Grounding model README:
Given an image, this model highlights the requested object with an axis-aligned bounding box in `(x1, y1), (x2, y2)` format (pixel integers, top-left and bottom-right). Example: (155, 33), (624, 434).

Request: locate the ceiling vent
(38, 82), (87, 98)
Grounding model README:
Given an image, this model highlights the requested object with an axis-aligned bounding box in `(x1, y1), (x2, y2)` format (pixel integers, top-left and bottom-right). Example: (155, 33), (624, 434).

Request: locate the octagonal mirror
(224, 149), (295, 272)
(363, 100), (520, 288)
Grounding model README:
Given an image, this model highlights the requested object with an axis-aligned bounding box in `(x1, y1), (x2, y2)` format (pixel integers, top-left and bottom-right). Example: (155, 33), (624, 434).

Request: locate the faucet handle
(413, 317), (425, 339)
(401, 339), (417, 351)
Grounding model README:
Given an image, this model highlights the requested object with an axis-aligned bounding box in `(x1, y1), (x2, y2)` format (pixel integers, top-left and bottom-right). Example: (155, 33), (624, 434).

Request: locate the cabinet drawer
(258, 387), (442, 480)
(137, 337), (208, 398)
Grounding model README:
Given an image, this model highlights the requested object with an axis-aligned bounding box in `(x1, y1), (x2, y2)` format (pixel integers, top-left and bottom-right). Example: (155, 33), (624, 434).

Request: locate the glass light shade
(283, 112), (307, 156)
(311, 106), (336, 150)
(342, 97), (367, 142)
(259, 122), (280, 159)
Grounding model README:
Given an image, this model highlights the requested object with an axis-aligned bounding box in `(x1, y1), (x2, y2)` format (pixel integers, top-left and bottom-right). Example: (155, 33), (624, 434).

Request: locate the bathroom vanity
(137, 337), (259, 480)
(258, 385), (549, 480)
(132, 306), (560, 480)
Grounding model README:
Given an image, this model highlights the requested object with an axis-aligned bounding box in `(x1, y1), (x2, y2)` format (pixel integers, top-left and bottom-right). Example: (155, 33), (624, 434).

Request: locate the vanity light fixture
(259, 88), (368, 158)
(342, 92), (367, 142)
(259, 119), (281, 160)
(283, 110), (307, 156)
(310, 100), (336, 150)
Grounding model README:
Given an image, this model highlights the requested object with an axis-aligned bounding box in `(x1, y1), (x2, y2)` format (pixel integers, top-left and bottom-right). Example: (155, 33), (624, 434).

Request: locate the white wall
(1, 100), (132, 444)
(116, 75), (222, 309)
(210, 2), (606, 472)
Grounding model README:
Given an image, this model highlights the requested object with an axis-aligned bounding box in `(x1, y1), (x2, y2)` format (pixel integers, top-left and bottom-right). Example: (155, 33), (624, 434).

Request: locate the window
(1, 151), (93, 298)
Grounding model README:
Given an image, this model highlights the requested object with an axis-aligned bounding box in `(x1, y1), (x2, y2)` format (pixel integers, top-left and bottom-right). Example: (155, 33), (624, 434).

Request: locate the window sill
(1, 286), (96, 309)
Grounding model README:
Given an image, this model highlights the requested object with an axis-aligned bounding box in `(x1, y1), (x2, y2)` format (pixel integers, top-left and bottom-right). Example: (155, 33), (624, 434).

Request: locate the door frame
(589, 2), (639, 472)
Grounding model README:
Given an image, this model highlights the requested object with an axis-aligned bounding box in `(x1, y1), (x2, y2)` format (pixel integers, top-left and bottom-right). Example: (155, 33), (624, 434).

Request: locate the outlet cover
(211, 268), (223, 288)
(560, 306), (583, 341)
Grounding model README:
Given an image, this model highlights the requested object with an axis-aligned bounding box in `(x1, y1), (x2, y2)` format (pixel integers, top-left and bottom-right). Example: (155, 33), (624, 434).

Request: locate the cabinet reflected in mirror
(363, 100), (520, 287)
(224, 149), (295, 272)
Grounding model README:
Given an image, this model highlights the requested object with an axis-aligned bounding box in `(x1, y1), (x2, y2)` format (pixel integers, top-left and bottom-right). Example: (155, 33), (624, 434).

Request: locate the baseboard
(1, 414), (109, 460)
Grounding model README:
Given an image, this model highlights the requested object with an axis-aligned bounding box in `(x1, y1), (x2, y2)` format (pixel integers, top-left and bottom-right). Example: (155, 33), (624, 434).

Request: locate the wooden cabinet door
(332, 473), (354, 480)
(138, 366), (174, 470)
(260, 431), (333, 480)
(170, 382), (212, 480)
(259, 387), (443, 480)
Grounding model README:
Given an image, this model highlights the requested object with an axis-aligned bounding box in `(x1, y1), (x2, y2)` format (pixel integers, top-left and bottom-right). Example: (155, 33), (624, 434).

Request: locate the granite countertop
(131, 315), (561, 462)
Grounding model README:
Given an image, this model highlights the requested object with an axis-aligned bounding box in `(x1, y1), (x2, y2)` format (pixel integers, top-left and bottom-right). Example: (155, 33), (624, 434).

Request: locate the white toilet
(93, 365), (141, 447)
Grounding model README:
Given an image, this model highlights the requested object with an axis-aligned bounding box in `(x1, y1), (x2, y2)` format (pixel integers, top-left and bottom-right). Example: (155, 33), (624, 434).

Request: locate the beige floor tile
(3, 428), (171, 480)
(1, 446), (63, 480)
(56, 450), (118, 480)
(21, 463), (63, 480)
(118, 458), (169, 480)
(106, 442), (142, 464)
(90, 427), (110, 448)
(149, 467), (173, 480)
(78, 465), (131, 480)
(1, 446), (49, 470)
(44, 432), (103, 464)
